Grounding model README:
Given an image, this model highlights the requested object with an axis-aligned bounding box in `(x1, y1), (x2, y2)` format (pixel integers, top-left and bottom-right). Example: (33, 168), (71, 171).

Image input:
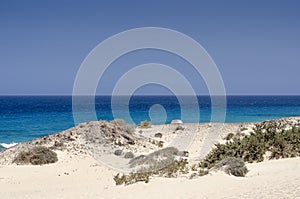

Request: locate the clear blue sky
(0, 0), (299, 95)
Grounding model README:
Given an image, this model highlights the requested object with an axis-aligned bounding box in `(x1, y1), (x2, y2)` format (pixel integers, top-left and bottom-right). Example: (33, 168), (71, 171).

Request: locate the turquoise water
(0, 96), (300, 149)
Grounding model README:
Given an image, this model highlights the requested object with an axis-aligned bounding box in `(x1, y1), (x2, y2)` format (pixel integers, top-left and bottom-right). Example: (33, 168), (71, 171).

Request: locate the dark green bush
(224, 132), (235, 140)
(201, 123), (300, 169)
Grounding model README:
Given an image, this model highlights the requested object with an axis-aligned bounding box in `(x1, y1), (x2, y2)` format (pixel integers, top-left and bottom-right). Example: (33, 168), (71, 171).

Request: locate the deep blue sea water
(0, 95), (300, 150)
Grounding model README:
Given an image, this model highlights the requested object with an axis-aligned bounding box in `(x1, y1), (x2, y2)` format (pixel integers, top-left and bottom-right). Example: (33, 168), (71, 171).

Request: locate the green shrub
(114, 158), (188, 185)
(224, 132), (235, 140)
(113, 172), (150, 185)
(200, 123), (300, 169)
(14, 146), (58, 165)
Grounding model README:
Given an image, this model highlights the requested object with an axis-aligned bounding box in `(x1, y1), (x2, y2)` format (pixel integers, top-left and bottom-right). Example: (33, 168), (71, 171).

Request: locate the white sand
(0, 151), (299, 199)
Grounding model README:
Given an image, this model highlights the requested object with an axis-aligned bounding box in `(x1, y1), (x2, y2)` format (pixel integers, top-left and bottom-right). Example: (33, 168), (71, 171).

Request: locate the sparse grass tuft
(114, 158), (188, 185)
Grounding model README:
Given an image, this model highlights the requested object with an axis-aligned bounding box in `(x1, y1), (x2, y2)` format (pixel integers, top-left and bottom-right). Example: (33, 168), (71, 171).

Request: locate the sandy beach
(0, 117), (300, 199)
(1, 153), (300, 199)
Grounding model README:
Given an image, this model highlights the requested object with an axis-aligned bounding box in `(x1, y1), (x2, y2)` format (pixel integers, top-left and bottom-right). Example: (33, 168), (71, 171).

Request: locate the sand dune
(0, 117), (300, 198)
(1, 152), (299, 199)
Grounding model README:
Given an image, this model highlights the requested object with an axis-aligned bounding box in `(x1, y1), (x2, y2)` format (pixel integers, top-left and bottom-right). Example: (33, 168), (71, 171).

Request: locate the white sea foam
(0, 142), (18, 148)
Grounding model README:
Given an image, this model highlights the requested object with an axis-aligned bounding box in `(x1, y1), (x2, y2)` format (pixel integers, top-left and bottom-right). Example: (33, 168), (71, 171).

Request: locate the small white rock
(171, 119), (183, 124)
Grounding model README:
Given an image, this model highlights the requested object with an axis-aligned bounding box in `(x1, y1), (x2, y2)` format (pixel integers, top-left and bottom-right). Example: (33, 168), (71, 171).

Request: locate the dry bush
(176, 125), (184, 131)
(114, 158), (188, 185)
(125, 124), (136, 134)
(14, 146), (58, 165)
(129, 147), (179, 168)
(214, 157), (248, 177)
(154, 132), (163, 138)
(139, 120), (151, 128)
(124, 151), (134, 159)
(114, 149), (123, 156)
(112, 119), (126, 126)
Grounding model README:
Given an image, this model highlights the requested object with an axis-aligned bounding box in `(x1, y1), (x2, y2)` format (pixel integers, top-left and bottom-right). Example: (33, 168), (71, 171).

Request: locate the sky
(0, 0), (299, 95)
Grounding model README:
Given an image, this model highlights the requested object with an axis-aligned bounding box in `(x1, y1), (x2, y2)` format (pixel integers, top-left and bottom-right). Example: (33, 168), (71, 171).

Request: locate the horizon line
(1, 94), (300, 97)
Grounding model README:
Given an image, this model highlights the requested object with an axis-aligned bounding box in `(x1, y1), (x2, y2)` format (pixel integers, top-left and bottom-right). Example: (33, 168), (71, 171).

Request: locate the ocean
(0, 95), (300, 150)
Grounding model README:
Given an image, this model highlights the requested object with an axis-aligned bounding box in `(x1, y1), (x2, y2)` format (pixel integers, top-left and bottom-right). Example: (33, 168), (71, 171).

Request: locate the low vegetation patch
(213, 157), (248, 177)
(139, 120), (152, 128)
(124, 151), (134, 159)
(154, 132), (163, 138)
(129, 147), (179, 168)
(114, 158), (189, 185)
(114, 147), (195, 185)
(112, 119), (136, 134)
(113, 120), (300, 185)
(13, 146), (58, 165)
(224, 132), (235, 140)
(112, 119), (126, 126)
(201, 124), (300, 169)
(125, 124), (136, 134)
(176, 125), (184, 131)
